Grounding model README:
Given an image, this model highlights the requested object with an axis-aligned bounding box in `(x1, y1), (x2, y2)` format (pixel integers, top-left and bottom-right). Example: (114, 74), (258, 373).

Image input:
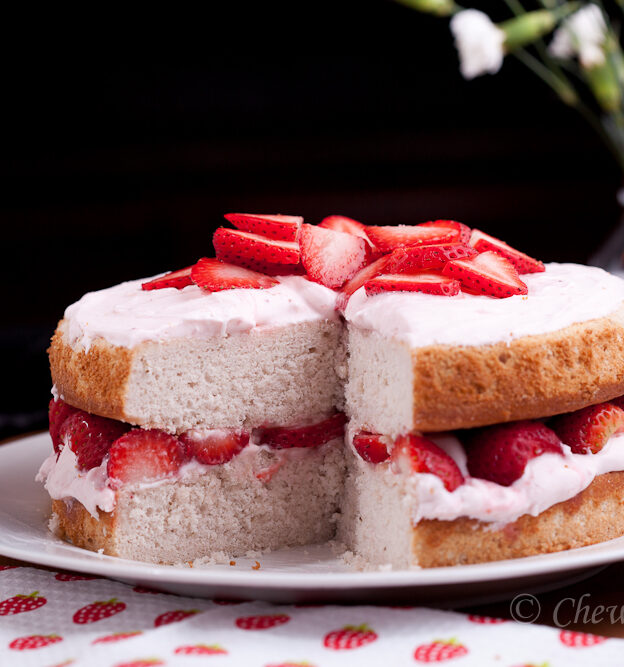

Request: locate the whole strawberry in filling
(392, 434), (464, 492)
(107, 429), (188, 489)
(550, 402), (624, 454)
(466, 421), (563, 486)
(58, 411), (130, 470)
(179, 429), (249, 465)
(49, 398), (79, 454)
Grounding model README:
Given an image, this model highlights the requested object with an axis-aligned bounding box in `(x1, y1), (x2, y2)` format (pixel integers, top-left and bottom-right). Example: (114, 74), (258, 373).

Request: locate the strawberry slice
(392, 434), (464, 492)
(59, 411), (130, 470)
(190, 258), (277, 292)
(107, 429), (188, 488)
(442, 250), (528, 298)
(224, 213), (303, 242)
(179, 429), (250, 465)
(365, 224), (458, 253)
(337, 254), (394, 309)
(352, 432), (390, 463)
(420, 220), (471, 244)
(389, 243), (477, 272)
(213, 228), (300, 270)
(299, 224), (367, 289)
(466, 421), (563, 486)
(365, 272), (460, 296)
(49, 398), (79, 454)
(469, 229), (544, 274)
(319, 215), (377, 255)
(141, 266), (194, 291)
(256, 413), (347, 450)
(551, 402), (624, 454)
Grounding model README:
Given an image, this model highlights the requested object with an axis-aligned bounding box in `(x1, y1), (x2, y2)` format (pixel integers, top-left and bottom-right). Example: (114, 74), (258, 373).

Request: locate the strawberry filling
(48, 399), (346, 487)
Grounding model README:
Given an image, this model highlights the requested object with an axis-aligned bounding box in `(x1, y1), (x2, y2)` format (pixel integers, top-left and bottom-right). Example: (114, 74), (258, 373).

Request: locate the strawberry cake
(37, 213), (624, 567)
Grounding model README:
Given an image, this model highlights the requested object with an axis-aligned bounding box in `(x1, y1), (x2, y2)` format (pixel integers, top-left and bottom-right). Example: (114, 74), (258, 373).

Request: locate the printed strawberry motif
(469, 228), (544, 274)
(352, 432), (390, 463)
(133, 585), (161, 594)
(392, 434), (464, 492)
(142, 265), (194, 291)
(551, 402), (624, 454)
(154, 608), (200, 627)
(235, 613), (291, 630)
(323, 624), (378, 650)
(467, 614), (507, 624)
(9, 634), (63, 650)
(558, 630), (608, 648)
(93, 631), (142, 644)
(225, 212), (303, 242)
(114, 660), (165, 667)
(466, 421), (563, 487)
(73, 598), (126, 624)
(413, 638), (468, 662)
(107, 429), (188, 488)
(364, 272), (461, 297)
(255, 413), (346, 450)
(191, 256), (279, 290)
(55, 572), (100, 581)
(60, 410), (130, 470)
(0, 591), (47, 615)
(299, 223), (368, 289)
(179, 428), (250, 465)
(174, 644), (228, 655)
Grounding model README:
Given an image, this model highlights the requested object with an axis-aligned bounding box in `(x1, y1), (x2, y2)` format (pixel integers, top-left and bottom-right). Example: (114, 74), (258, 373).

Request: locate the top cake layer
(64, 275), (339, 351)
(344, 263), (624, 348)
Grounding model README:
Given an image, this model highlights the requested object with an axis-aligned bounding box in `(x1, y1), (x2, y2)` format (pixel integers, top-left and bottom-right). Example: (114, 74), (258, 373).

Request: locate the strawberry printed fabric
(1, 566), (623, 667)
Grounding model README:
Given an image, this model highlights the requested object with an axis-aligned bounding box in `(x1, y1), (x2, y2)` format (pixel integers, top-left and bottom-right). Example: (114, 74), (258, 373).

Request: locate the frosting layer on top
(63, 275), (339, 350)
(344, 263), (624, 347)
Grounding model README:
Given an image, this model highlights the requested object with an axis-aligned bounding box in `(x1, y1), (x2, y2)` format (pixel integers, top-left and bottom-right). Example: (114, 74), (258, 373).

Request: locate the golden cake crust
(412, 470), (624, 567)
(52, 472), (624, 567)
(410, 304), (624, 431)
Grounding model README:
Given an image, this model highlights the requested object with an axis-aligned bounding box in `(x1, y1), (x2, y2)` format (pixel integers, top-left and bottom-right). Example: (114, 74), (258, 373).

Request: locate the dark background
(2, 1), (622, 440)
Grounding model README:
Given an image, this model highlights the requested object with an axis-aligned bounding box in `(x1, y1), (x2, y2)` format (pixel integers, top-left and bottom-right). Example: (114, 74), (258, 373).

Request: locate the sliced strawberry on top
(213, 228), (300, 270)
(179, 429), (250, 465)
(365, 224), (458, 253)
(49, 398), (79, 454)
(389, 243), (477, 272)
(337, 254), (394, 309)
(299, 224), (367, 289)
(141, 266), (194, 291)
(107, 429), (188, 489)
(190, 258), (277, 292)
(256, 413), (347, 450)
(466, 421), (563, 486)
(352, 432), (391, 463)
(59, 411), (130, 470)
(469, 228), (545, 274)
(365, 272), (460, 297)
(392, 434), (464, 492)
(442, 250), (528, 298)
(550, 402), (624, 454)
(419, 219), (471, 244)
(224, 213), (303, 242)
(319, 215), (377, 254)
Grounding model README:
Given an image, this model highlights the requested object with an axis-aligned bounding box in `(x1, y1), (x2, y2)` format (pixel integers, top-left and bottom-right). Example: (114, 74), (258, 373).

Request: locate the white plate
(0, 432), (621, 605)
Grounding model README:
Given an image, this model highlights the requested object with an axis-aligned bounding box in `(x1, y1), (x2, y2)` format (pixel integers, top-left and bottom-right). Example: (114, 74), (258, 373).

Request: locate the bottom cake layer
(51, 439), (345, 564)
(338, 447), (624, 568)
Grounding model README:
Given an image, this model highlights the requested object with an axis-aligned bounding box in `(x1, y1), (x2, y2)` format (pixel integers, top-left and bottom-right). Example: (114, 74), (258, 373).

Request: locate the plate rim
(2, 432), (624, 590)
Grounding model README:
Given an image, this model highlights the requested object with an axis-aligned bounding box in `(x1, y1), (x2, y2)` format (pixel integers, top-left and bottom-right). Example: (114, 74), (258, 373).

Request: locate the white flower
(450, 9), (505, 80)
(549, 4), (607, 68)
